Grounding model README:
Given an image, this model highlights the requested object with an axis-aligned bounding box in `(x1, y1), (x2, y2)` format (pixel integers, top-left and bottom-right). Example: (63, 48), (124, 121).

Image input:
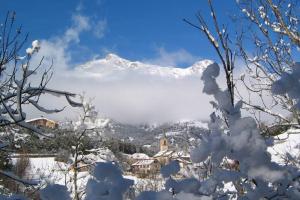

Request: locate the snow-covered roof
(172, 151), (190, 159)
(165, 131), (181, 136)
(93, 118), (110, 128)
(174, 158), (192, 164)
(153, 149), (174, 158)
(132, 159), (156, 166)
(26, 117), (57, 124)
(130, 153), (150, 160)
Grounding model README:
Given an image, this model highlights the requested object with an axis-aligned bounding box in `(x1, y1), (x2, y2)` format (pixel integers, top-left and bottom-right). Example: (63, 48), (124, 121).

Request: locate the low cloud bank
(28, 56), (214, 124)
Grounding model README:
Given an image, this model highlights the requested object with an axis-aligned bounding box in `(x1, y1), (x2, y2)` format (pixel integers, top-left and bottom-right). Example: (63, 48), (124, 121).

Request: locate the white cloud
(64, 14), (91, 43)
(145, 47), (200, 67)
(54, 13), (107, 45)
(49, 69), (214, 124)
(76, 1), (84, 12)
(93, 19), (107, 39)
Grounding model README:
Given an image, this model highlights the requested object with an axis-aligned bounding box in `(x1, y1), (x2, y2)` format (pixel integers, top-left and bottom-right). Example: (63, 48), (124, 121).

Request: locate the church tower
(159, 135), (168, 151)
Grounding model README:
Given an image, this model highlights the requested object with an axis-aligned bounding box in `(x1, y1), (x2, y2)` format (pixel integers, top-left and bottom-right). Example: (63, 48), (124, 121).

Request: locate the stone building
(129, 153), (149, 162)
(131, 159), (160, 177)
(26, 117), (58, 129)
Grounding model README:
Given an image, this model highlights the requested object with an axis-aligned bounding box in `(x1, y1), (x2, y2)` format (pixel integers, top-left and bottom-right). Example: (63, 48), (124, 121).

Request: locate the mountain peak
(105, 53), (122, 60)
(78, 54), (213, 78)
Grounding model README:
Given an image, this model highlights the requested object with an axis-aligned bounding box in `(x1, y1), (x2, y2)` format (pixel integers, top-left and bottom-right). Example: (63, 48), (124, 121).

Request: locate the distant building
(130, 153), (150, 160)
(131, 159), (160, 177)
(26, 117), (58, 129)
(128, 153), (150, 165)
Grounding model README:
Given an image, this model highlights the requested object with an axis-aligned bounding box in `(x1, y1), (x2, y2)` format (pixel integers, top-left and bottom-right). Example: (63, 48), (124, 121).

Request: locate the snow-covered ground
(268, 128), (300, 165)
(11, 148), (117, 195)
(12, 157), (69, 187)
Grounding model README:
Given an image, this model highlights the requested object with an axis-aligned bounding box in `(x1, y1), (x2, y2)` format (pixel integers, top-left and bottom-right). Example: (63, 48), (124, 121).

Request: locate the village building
(130, 153), (150, 161)
(128, 153), (150, 165)
(131, 159), (160, 177)
(26, 117), (58, 129)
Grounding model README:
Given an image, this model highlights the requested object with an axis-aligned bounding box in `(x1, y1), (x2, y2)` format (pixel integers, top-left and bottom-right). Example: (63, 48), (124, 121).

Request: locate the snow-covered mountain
(76, 53), (213, 78)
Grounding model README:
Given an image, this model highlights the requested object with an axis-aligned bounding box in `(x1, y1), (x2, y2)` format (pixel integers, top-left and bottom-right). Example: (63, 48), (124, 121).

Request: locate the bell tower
(159, 135), (168, 151)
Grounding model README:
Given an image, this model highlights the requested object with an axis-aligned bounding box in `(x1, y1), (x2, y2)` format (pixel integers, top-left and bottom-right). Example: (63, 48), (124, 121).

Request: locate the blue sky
(1, 0), (238, 67)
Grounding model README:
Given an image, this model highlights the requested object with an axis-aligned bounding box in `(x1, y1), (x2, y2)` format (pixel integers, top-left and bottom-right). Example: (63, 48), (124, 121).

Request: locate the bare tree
(0, 11), (81, 189)
(184, 0), (236, 106)
(70, 96), (97, 200)
(236, 0), (300, 126)
(183, 0), (237, 128)
(0, 12), (81, 135)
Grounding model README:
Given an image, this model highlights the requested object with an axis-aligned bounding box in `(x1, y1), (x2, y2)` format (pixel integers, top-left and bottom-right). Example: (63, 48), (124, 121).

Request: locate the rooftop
(132, 159), (156, 166)
(130, 153), (150, 160)
(153, 149), (174, 158)
(26, 117), (57, 124)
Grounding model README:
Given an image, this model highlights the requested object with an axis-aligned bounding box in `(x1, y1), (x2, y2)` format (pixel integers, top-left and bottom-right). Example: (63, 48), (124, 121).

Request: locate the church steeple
(159, 134), (168, 151)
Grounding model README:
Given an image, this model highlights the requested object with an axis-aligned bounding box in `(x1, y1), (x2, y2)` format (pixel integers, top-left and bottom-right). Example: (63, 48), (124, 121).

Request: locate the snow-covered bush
(272, 62), (300, 110)
(0, 194), (27, 200)
(40, 162), (133, 200)
(85, 162), (134, 200)
(40, 184), (71, 200)
(160, 160), (180, 178)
